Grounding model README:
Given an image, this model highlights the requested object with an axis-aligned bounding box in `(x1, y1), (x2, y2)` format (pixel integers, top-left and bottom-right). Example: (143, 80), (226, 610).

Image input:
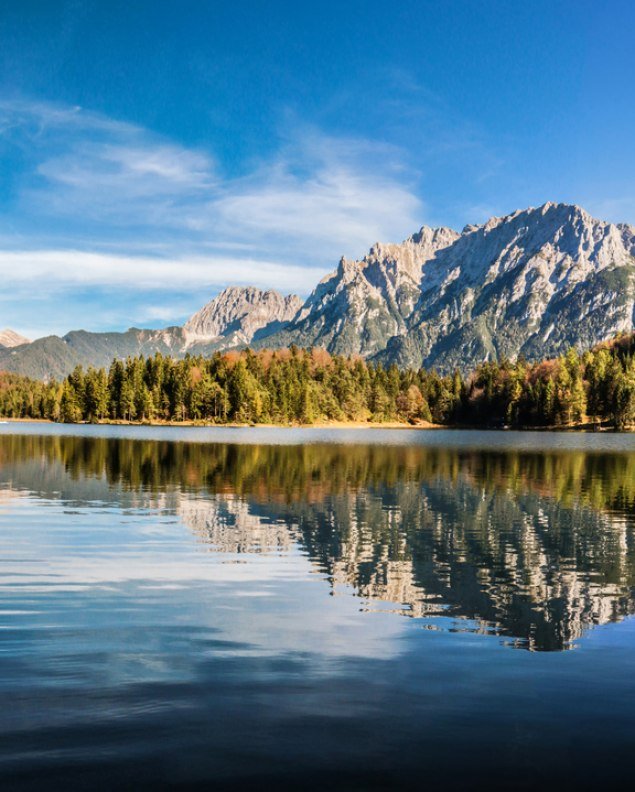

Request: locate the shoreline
(0, 417), (630, 432)
(0, 417), (440, 430)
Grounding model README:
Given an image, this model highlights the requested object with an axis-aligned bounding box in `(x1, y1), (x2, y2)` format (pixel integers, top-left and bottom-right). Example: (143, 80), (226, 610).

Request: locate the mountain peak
(3, 201), (635, 380)
(408, 225), (459, 245)
(184, 285), (302, 345)
(0, 329), (31, 348)
(529, 201), (608, 225)
(263, 200), (635, 371)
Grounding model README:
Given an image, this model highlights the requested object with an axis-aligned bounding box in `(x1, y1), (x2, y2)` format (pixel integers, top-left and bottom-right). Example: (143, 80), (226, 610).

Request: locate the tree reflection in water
(2, 433), (635, 651)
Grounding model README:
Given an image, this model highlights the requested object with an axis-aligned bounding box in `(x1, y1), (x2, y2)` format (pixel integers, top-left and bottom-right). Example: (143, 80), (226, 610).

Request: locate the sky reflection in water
(1, 425), (635, 789)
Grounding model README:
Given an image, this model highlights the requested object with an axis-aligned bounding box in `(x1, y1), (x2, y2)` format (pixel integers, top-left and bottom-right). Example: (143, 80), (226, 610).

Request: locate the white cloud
(0, 249), (325, 293)
(0, 249), (327, 339)
(0, 98), (426, 335)
(212, 164), (421, 256)
(38, 142), (213, 193)
(0, 98), (133, 136)
(206, 130), (423, 257)
(1, 98), (423, 253)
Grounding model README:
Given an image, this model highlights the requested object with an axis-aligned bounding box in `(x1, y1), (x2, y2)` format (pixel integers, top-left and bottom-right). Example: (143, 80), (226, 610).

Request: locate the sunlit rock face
(262, 226), (459, 358)
(263, 203), (635, 371)
(379, 203), (635, 371)
(184, 286), (302, 347)
(0, 329), (30, 348)
(4, 203), (635, 378)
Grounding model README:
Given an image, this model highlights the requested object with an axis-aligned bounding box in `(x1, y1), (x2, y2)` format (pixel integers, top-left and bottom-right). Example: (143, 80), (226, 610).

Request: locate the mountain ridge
(0, 329), (31, 349)
(2, 202), (634, 379)
(255, 202), (635, 371)
(184, 286), (302, 347)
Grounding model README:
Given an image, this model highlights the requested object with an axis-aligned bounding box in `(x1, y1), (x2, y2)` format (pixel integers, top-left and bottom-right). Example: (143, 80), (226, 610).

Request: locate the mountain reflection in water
(2, 433), (634, 652)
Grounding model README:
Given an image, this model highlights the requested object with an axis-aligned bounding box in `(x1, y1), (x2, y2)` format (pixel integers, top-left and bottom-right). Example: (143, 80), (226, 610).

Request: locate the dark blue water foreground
(1, 423), (635, 790)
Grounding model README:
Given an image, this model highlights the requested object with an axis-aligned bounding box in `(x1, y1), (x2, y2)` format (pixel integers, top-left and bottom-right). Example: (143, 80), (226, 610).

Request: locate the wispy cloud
(0, 249), (324, 293)
(38, 142), (213, 194)
(0, 100), (216, 233)
(1, 98), (423, 253)
(210, 133), (422, 256)
(0, 98), (132, 136)
(0, 249), (326, 340)
(0, 99), (425, 337)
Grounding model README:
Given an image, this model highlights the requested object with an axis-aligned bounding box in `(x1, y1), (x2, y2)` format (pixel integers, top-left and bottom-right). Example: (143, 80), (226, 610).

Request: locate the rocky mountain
(0, 329), (31, 348)
(2, 202), (634, 379)
(261, 202), (635, 371)
(384, 202), (635, 371)
(265, 227), (459, 356)
(184, 286), (302, 346)
(0, 328), (188, 381)
(0, 288), (302, 380)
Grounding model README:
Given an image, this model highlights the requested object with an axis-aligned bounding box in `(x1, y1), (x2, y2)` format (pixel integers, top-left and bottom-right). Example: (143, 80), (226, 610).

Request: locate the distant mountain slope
(0, 328), (187, 380)
(0, 288), (302, 380)
(2, 203), (634, 379)
(0, 329), (31, 348)
(185, 286), (302, 347)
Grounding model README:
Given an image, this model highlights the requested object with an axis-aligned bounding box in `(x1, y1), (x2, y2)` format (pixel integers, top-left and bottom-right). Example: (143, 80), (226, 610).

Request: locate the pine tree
(60, 380), (82, 423)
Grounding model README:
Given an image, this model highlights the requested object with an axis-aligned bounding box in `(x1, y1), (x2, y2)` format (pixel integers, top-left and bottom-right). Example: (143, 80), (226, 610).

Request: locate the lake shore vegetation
(1, 334), (635, 429)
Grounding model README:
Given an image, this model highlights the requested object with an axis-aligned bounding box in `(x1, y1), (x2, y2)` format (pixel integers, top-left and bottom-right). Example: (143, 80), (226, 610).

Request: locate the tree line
(1, 334), (635, 428)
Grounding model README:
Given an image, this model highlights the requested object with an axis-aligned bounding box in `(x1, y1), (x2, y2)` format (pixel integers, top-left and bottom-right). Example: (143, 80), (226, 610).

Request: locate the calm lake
(1, 423), (635, 789)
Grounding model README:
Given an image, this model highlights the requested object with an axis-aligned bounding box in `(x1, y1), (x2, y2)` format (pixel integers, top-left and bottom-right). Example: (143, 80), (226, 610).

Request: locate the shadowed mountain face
(2, 433), (634, 651)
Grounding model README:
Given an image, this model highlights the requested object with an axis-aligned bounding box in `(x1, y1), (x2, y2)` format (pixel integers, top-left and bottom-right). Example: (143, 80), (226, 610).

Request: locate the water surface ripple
(1, 424), (635, 789)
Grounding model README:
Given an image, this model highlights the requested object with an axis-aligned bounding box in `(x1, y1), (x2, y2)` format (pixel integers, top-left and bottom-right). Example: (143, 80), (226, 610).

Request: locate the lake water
(1, 423), (635, 789)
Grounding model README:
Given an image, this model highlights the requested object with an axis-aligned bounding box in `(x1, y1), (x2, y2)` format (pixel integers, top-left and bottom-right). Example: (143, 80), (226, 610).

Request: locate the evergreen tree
(2, 331), (635, 430)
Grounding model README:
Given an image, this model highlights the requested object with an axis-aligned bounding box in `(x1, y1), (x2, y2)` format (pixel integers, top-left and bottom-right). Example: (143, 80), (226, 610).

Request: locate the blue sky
(1, 0), (634, 339)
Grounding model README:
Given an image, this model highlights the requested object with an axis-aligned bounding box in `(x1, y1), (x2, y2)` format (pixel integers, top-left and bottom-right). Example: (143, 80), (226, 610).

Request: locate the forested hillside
(1, 334), (635, 429)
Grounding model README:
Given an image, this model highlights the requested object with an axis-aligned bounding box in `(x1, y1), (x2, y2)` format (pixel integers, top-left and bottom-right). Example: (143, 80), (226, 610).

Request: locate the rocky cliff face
(0, 329), (31, 348)
(3, 203), (635, 379)
(263, 202), (635, 371)
(264, 226), (459, 356)
(184, 286), (302, 347)
(384, 202), (635, 370)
